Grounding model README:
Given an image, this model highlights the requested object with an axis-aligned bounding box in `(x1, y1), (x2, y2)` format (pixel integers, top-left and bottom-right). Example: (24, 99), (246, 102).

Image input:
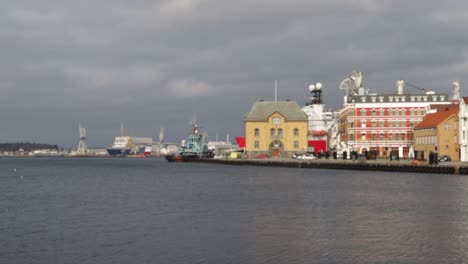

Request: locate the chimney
(397, 80), (405, 95)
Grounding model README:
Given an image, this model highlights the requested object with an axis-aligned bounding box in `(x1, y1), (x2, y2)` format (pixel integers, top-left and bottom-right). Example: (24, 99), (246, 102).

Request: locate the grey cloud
(0, 0), (466, 146)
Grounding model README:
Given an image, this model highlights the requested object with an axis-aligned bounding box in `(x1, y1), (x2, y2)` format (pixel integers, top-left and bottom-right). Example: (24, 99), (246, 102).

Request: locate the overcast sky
(0, 0), (467, 147)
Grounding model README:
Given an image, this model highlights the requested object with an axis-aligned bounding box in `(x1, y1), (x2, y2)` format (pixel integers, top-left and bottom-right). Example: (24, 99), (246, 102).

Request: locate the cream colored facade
(245, 112), (308, 157)
(414, 114), (459, 161)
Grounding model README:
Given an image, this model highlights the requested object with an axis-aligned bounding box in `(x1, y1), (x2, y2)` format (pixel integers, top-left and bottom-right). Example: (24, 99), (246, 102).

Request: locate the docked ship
(107, 136), (132, 156)
(143, 145), (152, 157)
(165, 120), (213, 162)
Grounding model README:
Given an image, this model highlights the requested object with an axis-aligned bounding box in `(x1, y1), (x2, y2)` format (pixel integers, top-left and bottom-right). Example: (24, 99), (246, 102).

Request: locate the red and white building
(339, 77), (454, 159)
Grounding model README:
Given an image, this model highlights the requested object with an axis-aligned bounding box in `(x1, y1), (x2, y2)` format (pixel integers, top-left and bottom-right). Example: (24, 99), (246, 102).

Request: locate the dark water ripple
(1, 157), (468, 263)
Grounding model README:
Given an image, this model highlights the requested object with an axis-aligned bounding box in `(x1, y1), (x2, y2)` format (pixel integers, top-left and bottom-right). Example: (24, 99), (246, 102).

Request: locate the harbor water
(1, 157), (468, 264)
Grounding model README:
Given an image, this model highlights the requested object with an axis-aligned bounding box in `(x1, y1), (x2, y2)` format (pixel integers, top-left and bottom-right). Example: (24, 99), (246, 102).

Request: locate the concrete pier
(190, 158), (468, 175)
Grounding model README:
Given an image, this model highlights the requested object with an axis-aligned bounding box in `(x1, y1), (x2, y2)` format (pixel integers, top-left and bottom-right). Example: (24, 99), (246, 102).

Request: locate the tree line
(0, 142), (59, 152)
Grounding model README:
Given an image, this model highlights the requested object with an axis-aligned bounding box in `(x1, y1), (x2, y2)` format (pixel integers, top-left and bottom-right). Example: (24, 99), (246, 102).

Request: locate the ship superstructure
(301, 82), (338, 154)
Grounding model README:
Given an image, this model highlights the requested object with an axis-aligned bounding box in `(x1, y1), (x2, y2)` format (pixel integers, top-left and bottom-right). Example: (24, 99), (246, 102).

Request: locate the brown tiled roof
(415, 108), (459, 129)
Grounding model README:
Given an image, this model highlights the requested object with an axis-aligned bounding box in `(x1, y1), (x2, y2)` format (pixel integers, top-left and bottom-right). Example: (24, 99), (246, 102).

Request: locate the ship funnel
(397, 80), (405, 95)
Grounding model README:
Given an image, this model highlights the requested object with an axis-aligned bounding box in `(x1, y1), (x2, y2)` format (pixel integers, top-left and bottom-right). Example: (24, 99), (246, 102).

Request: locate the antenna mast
(275, 80), (278, 102)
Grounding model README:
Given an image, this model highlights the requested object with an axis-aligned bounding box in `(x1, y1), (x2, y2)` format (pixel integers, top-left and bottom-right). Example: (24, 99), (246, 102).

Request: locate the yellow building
(414, 108), (459, 161)
(245, 101), (308, 158)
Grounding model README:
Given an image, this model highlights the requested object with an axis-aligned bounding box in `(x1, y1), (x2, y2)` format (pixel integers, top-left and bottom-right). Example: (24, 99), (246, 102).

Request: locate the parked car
(438, 155), (451, 162)
(291, 153), (301, 159)
(297, 153), (317, 160)
(255, 154), (269, 159)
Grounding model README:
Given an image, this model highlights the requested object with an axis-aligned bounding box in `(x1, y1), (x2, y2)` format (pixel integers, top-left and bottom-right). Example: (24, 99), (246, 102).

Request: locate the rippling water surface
(1, 157), (468, 264)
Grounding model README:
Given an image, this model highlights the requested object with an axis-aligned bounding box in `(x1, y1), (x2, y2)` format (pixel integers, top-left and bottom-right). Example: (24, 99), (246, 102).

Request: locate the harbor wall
(190, 158), (468, 175)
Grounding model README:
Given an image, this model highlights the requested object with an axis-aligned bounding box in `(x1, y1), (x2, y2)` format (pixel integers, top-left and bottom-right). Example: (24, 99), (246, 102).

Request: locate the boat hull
(165, 153), (206, 162)
(107, 148), (131, 156)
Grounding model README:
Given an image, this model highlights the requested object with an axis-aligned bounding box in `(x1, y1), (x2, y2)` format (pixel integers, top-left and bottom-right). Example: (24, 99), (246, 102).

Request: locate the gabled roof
(245, 101), (308, 121)
(415, 108), (459, 130)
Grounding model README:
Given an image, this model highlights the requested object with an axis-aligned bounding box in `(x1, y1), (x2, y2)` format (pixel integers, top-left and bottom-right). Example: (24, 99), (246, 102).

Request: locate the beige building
(414, 108), (459, 161)
(245, 101), (308, 158)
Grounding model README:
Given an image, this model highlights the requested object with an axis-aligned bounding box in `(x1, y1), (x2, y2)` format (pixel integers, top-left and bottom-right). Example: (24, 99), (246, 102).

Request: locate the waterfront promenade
(193, 157), (468, 175)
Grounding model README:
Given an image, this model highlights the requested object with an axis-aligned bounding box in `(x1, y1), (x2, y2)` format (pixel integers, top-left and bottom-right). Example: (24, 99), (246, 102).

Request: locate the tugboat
(165, 119), (213, 162)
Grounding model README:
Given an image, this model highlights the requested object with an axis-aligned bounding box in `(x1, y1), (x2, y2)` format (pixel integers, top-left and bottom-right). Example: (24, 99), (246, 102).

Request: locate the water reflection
(2, 158), (468, 264)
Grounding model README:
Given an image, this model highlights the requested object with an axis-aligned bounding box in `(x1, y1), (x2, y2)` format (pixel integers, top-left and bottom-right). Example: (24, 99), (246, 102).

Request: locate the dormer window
(272, 117), (281, 125)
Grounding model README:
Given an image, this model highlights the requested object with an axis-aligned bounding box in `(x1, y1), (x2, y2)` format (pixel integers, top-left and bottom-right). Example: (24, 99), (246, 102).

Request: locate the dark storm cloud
(0, 0), (466, 146)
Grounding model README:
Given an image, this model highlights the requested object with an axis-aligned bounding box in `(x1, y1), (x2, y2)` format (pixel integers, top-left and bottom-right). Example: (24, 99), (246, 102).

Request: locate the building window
(395, 133), (399, 140)
(380, 133), (384, 140)
(294, 128), (299, 136)
(272, 117), (281, 125)
(445, 124), (450, 131)
(270, 128), (275, 136)
(254, 140), (259, 148)
(350, 134), (355, 141)
(380, 120), (385, 127)
(389, 133), (393, 141)
(361, 133), (366, 141)
(372, 134), (376, 140)
(372, 109), (376, 116)
(254, 128), (259, 136)
(372, 120), (376, 127)
(278, 128), (283, 136)
(294, 140), (299, 148)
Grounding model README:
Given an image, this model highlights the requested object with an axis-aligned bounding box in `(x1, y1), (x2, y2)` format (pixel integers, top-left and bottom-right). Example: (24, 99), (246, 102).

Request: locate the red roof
(415, 109), (459, 129)
(309, 130), (327, 136)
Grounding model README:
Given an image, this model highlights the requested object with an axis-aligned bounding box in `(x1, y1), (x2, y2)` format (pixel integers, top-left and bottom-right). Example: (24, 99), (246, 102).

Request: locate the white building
(460, 96), (468, 162)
